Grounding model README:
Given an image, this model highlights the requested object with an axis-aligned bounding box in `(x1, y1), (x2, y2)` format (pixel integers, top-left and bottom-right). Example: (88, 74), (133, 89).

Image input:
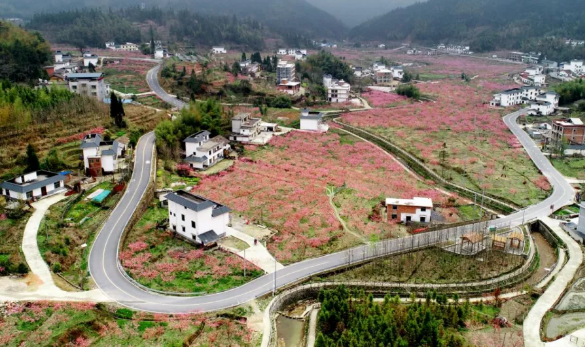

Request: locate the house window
(420, 217), (426, 223)
(172, 225), (176, 231)
(391, 214), (397, 220)
(26, 191), (33, 199)
(421, 207), (426, 212)
(392, 205), (398, 210)
(181, 214), (185, 221)
(406, 216), (412, 222)
(54, 182), (61, 189)
(182, 226), (185, 232)
(191, 221), (196, 228)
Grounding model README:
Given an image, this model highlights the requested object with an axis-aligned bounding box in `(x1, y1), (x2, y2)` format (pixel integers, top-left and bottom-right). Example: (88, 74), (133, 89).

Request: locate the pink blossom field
(194, 131), (464, 263)
(341, 80), (551, 207)
(362, 89), (410, 108)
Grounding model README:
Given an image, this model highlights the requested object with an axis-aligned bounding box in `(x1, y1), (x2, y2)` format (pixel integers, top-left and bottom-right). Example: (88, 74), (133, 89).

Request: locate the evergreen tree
(110, 92), (125, 128)
(241, 52), (247, 61)
(25, 144), (40, 172)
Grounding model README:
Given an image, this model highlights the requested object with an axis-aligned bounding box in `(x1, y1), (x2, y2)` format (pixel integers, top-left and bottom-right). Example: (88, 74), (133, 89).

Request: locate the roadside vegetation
(37, 182), (122, 289)
(0, 301), (253, 346)
(317, 248), (524, 284)
(551, 157), (585, 180)
(0, 207), (30, 276)
(120, 203), (263, 294)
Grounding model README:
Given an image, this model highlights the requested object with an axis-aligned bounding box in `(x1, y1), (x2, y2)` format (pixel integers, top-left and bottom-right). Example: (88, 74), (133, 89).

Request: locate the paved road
(88, 106), (576, 314)
(146, 65), (187, 109)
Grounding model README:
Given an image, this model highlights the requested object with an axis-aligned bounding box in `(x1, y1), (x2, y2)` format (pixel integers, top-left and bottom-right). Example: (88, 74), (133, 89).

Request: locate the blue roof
(59, 171), (73, 175)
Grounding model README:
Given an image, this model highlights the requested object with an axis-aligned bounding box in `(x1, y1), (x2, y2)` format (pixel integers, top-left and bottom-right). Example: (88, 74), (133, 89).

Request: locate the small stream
(276, 316), (305, 347)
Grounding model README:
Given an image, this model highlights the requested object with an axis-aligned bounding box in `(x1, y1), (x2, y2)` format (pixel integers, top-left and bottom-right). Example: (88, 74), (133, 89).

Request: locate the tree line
(0, 21), (51, 83)
(315, 286), (469, 347)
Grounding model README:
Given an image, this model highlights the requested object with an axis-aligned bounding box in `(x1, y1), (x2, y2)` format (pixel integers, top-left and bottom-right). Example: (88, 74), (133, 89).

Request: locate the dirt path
(326, 186), (367, 243)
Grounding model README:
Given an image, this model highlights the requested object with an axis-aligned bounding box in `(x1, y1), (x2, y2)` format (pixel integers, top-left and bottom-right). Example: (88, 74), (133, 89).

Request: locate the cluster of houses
(490, 86), (559, 116)
(565, 39), (585, 47)
(239, 60), (261, 76)
(437, 44), (473, 55)
(211, 47), (227, 54)
(353, 61), (404, 83)
(517, 65), (547, 87)
(105, 42), (139, 52)
(508, 52), (541, 64)
(277, 48), (307, 61)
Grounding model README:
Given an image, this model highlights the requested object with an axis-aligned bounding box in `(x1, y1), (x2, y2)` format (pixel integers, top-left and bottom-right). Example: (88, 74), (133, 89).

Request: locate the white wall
(83, 148), (98, 170)
(101, 155), (115, 173)
(168, 199), (228, 242)
(400, 208), (432, 223)
(301, 118), (319, 131)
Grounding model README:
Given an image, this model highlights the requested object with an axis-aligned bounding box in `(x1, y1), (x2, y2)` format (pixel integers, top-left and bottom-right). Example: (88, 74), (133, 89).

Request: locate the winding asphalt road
(89, 68), (576, 314)
(146, 65), (187, 109)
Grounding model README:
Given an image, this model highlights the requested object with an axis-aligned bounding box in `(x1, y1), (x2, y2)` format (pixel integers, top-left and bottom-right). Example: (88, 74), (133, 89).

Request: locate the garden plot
(194, 130), (466, 264)
(341, 80), (551, 207)
(101, 59), (157, 94)
(120, 206), (263, 294)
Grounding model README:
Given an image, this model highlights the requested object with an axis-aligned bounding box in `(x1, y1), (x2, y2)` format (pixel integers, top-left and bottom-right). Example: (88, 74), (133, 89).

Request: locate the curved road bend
(88, 106), (576, 314)
(146, 65), (187, 109)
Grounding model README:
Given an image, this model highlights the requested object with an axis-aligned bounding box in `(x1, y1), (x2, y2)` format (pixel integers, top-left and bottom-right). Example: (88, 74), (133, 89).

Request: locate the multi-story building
(166, 190), (230, 246)
(386, 197), (433, 223)
(66, 73), (110, 101)
(276, 61), (296, 84)
(183, 131), (231, 170)
(323, 74), (351, 103)
(508, 52), (524, 62)
(229, 113), (262, 142)
(529, 101), (554, 116)
(552, 118), (585, 146)
(561, 60), (584, 75)
(536, 91), (560, 107)
(491, 86), (542, 107)
(375, 69), (393, 84)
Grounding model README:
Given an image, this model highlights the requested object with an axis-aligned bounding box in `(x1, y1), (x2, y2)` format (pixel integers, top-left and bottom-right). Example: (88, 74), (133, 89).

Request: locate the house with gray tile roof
(81, 134), (126, 176)
(166, 190), (230, 246)
(1, 170), (66, 201)
(184, 131), (231, 170)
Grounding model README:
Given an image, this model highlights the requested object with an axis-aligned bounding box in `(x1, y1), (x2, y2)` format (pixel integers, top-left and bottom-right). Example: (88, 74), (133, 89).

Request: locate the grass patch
(551, 157), (585, 180)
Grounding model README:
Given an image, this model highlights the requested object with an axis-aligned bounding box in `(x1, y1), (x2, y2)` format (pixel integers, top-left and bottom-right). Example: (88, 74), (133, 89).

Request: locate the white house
(386, 197), (433, 223)
(211, 47), (227, 54)
(392, 66), (404, 80)
(105, 42), (116, 49)
(80, 134), (126, 176)
(166, 190), (230, 246)
(119, 43), (139, 51)
(183, 131), (231, 170)
(1, 170), (66, 201)
(54, 51), (72, 64)
(372, 62), (386, 72)
(525, 66), (543, 76)
(491, 86), (542, 107)
(530, 74), (547, 87)
(536, 91), (560, 108)
(154, 47), (165, 59)
(562, 60), (584, 75)
(323, 74), (351, 103)
(300, 109), (329, 132)
(378, 44), (386, 49)
(229, 113), (262, 142)
(529, 101), (555, 116)
(277, 48), (287, 55)
(67, 73), (109, 102)
(83, 55), (99, 67)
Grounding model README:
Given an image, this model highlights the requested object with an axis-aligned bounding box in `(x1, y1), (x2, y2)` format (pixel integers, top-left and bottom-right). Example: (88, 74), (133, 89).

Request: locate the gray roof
(198, 230), (220, 245)
(0, 170), (64, 194)
(301, 111), (323, 120)
(112, 140), (120, 155)
(102, 149), (116, 156)
(67, 73), (104, 80)
(166, 190), (230, 217)
(80, 134), (103, 148)
(184, 155), (208, 163)
(184, 131), (211, 143)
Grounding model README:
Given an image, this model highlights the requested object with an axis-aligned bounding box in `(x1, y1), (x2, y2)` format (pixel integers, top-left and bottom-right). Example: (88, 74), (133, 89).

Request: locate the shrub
(17, 262), (28, 274)
(396, 84), (421, 100)
(52, 263), (62, 273)
(116, 308), (134, 319)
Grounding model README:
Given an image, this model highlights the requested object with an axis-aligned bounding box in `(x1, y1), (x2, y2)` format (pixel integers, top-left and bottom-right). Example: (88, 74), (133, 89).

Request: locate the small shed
(492, 235), (507, 250)
(508, 231), (524, 249)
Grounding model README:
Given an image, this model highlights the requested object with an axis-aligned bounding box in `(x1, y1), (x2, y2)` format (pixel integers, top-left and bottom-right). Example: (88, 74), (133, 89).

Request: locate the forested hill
(27, 8), (275, 50)
(1, 0), (347, 39)
(350, 0), (585, 52)
(0, 21), (51, 83)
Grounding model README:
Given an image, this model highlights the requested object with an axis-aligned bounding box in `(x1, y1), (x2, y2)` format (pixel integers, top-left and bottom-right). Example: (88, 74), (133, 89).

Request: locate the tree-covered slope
(0, 21), (51, 82)
(350, 0), (585, 51)
(1, 0), (347, 39)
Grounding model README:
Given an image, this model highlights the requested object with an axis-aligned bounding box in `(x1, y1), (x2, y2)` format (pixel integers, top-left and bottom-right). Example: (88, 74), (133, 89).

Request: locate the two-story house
(300, 109), (329, 132)
(67, 73), (110, 102)
(80, 134), (126, 176)
(183, 131), (231, 170)
(166, 190), (230, 246)
(386, 197), (433, 223)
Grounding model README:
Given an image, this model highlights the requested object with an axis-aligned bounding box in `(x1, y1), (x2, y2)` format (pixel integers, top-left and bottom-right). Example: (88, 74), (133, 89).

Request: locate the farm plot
(102, 59), (157, 94)
(194, 130), (465, 264)
(341, 80), (551, 207)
